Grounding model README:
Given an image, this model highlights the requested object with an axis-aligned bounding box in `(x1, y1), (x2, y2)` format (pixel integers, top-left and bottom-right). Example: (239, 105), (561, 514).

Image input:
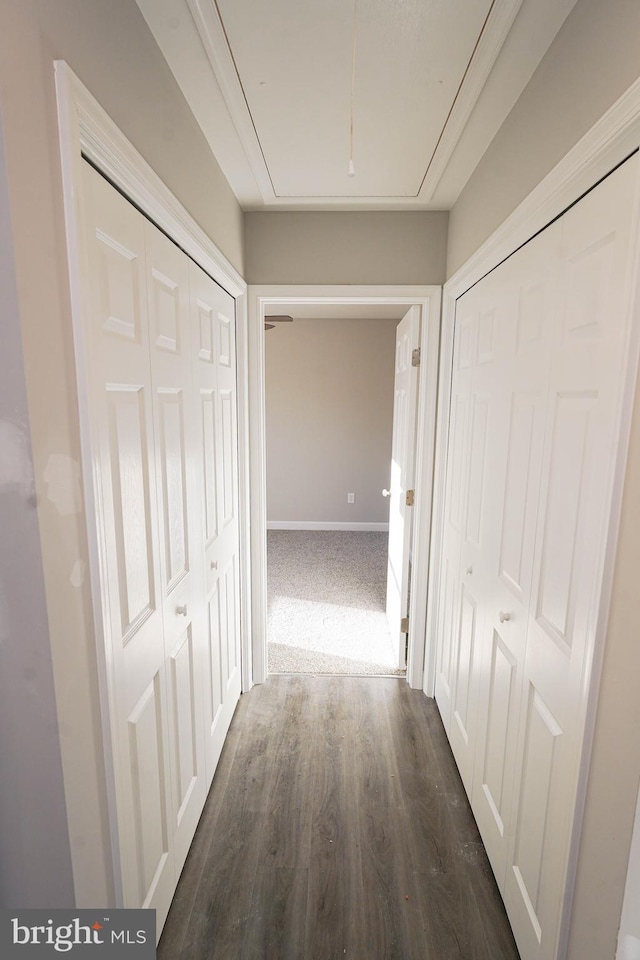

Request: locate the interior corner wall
(0, 113), (75, 909)
(0, 0), (244, 907)
(616, 782), (640, 959)
(442, 1), (640, 956)
(446, 0), (640, 277)
(265, 318), (397, 526)
(244, 211), (449, 285)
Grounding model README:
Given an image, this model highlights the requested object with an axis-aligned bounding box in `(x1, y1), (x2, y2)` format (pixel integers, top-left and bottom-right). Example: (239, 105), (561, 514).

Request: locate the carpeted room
(264, 309), (405, 676)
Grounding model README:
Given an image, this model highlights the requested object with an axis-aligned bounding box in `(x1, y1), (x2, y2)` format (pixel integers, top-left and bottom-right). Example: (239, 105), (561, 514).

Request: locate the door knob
(499, 611), (511, 623)
(176, 604), (188, 617)
(466, 567), (473, 576)
(382, 488), (391, 497)
(210, 560), (218, 570)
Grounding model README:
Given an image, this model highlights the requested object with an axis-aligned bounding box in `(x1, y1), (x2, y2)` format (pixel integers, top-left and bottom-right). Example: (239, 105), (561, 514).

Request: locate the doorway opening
(263, 302), (408, 675)
(247, 285), (441, 690)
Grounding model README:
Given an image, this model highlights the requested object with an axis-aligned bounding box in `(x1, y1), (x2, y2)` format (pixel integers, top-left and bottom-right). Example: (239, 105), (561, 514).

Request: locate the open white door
(385, 306), (421, 668)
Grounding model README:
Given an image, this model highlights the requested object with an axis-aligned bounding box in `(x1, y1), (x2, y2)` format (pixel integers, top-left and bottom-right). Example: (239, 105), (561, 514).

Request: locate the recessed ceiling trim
(186, 0), (275, 201)
(419, 0), (524, 199)
(187, 0), (523, 206)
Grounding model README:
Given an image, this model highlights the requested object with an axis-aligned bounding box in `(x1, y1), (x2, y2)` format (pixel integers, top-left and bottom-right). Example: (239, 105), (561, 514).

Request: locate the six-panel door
(81, 161), (242, 936)
(435, 155), (638, 960)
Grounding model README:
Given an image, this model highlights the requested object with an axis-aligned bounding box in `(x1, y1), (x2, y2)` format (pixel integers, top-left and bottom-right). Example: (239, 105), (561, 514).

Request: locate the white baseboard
(267, 521), (389, 532)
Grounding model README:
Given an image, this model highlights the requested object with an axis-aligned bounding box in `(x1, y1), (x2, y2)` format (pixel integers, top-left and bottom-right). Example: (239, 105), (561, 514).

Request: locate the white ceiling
(136, 0), (578, 211)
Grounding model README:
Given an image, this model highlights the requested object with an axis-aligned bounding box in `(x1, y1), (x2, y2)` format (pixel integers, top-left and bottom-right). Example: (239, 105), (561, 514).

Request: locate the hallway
(158, 676), (519, 959)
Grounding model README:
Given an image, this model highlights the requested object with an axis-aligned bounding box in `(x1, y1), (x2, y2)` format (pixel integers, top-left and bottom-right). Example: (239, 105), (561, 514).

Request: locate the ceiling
(136, 0), (578, 211)
(266, 302), (409, 322)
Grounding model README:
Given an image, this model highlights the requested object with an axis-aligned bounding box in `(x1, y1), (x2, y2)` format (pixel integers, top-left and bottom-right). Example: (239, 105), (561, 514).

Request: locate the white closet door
(470, 224), (561, 884)
(145, 222), (207, 878)
(386, 307), (420, 666)
(82, 163), (176, 927)
(434, 304), (475, 732)
(446, 266), (517, 794)
(436, 154), (638, 960)
(504, 156), (639, 960)
(82, 161), (244, 936)
(189, 263), (242, 785)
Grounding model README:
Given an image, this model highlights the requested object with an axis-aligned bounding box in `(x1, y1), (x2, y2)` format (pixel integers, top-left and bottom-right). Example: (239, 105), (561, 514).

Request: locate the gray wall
(266, 318), (397, 525)
(447, 0), (640, 276)
(0, 0), (244, 906)
(0, 116), (75, 909)
(245, 211), (448, 285)
(617, 785), (640, 959)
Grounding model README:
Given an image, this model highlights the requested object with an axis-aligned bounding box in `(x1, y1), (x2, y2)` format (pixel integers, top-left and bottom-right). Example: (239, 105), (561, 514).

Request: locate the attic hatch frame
(247, 284), (442, 691)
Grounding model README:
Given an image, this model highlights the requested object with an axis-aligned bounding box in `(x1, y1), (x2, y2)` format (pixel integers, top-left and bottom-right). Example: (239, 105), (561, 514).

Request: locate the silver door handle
(382, 488), (391, 497)
(499, 611), (511, 623)
(176, 604), (188, 617)
(210, 560), (218, 570)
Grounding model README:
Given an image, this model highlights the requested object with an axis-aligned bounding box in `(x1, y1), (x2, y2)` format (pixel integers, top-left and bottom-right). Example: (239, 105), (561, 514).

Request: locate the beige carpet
(267, 530), (406, 676)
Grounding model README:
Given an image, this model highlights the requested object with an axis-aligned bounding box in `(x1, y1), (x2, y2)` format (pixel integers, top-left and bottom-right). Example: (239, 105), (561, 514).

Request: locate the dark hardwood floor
(159, 675), (520, 959)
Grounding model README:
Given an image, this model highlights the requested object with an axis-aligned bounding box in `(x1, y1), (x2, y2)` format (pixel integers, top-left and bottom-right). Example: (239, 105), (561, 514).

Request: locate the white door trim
(248, 284), (441, 689)
(426, 77), (640, 959)
(54, 61), (253, 904)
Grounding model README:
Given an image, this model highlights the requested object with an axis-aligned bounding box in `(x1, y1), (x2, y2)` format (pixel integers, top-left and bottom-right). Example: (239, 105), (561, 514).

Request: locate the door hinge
(401, 616), (409, 634)
(411, 347), (421, 367)
(405, 489), (415, 506)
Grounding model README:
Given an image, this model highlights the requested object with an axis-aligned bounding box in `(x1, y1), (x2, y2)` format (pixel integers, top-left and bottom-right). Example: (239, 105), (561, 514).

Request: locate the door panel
(505, 157), (639, 960)
(169, 628), (199, 822)
(386, 307), (421, 666)
(145, 221), (207, 880)
(83, 164), (176, 930)
(107, 386), (156, 634)
(201, 389), (220, 543)
(189, 262), (242, 786)
(127, 675), (171, 906)
(434, 311), (474, 729)
(467, 225), (560, 887)
(535, 393), (596, 647)
(510, 684), (563, 945)
(157, 389), (188, 589)
(479, 629), (518, 841)
(81, 160), (244, 938)
(436, 155), (639, 960)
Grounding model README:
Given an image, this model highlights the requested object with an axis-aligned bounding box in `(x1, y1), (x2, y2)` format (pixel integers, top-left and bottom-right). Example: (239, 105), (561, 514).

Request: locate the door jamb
(248, 284), (441, 689)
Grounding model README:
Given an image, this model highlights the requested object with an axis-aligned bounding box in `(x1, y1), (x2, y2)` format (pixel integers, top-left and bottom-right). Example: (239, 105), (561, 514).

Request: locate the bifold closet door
(503, 155), (639, 960)
(189, 262), (242, 784)
(435, 154), (639, 960)
(82, 163), (179, 928)
(81, 160), (242, 933)
(144, 221), (207, 881)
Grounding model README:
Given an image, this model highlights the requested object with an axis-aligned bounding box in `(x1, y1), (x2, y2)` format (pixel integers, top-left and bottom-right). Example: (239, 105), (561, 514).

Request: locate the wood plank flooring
(158, 676), (520, 959)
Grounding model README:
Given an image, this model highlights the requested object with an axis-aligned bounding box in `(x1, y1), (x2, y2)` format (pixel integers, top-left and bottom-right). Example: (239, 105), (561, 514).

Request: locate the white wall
(0, 0), (244, 907)
(245, 211), (448, 285)
(617, 783), (640, 960)
(265, 317), (397, 526)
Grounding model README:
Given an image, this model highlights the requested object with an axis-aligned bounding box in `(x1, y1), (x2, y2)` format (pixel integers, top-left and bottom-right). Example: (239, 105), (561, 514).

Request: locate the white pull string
(349, 0), (358, 176)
